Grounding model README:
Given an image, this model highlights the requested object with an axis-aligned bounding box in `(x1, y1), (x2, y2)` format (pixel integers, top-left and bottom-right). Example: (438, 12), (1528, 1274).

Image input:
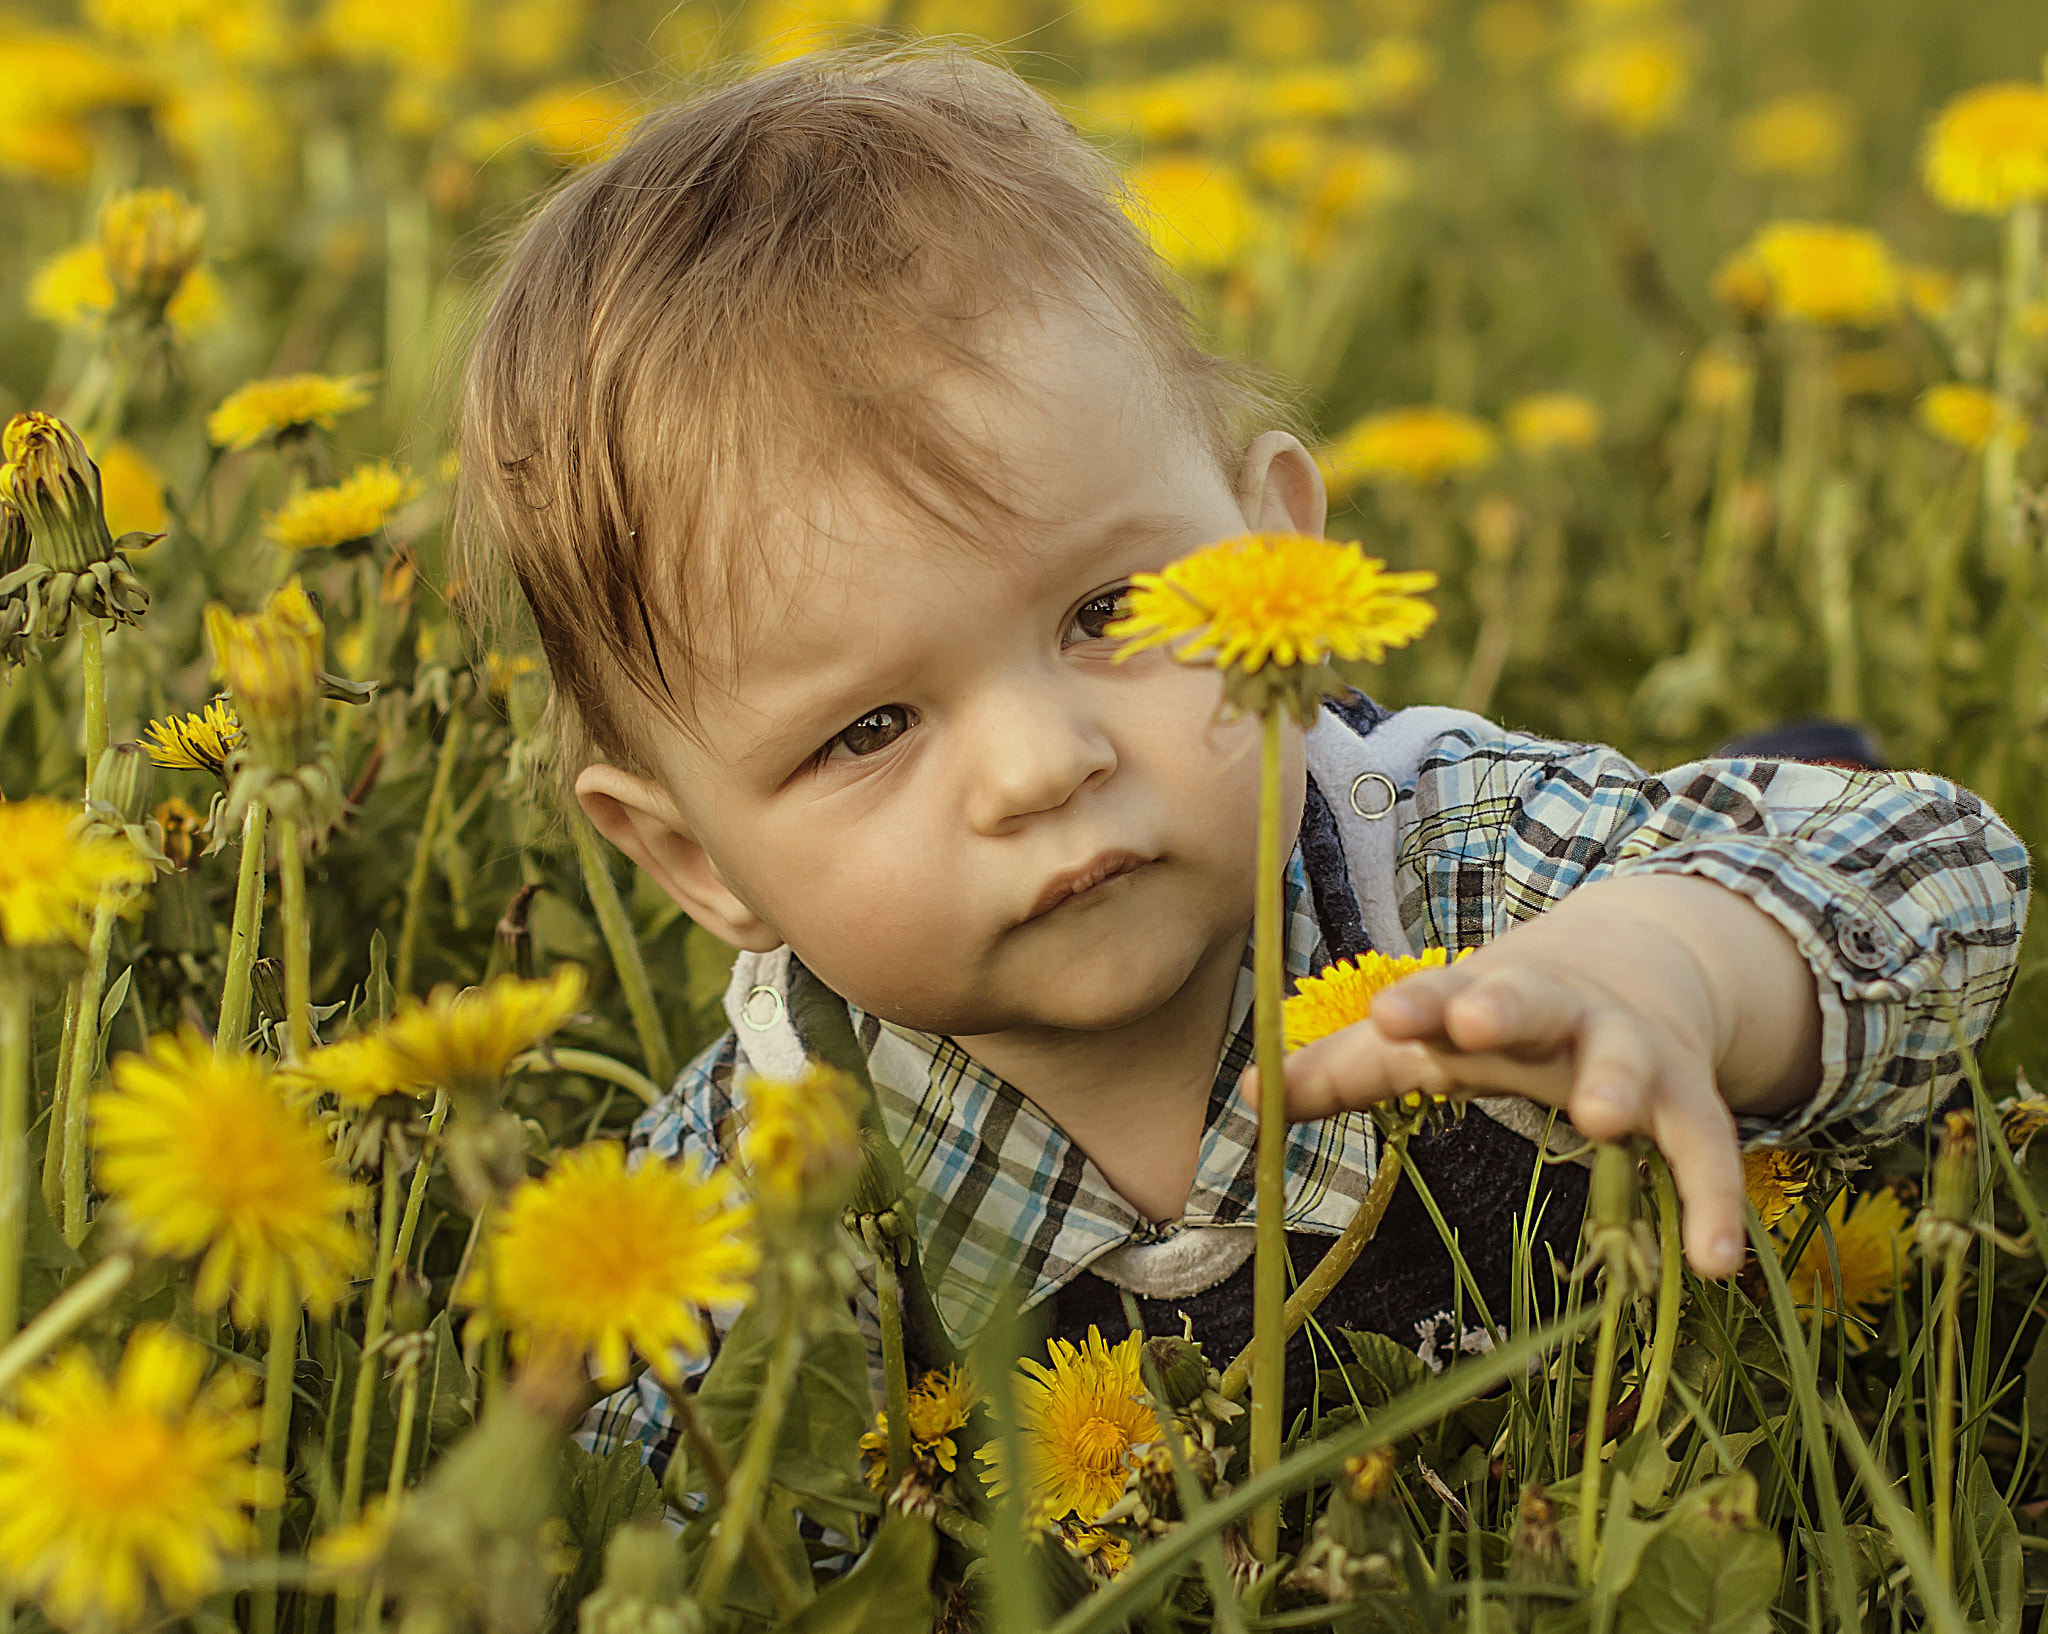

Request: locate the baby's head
(457, 47), (1325, 1041)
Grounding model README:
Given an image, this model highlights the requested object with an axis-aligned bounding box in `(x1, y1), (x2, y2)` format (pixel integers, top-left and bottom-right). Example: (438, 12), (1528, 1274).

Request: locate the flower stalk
(0, 966), (28, 1339)
(59, 889), (119, 1245)
(693, 1311), (804, 1617)
(395, 706), (465, 996)
(341, 1159), (404, 1522)
(278, 817), (312, 1061)
(251, 1269), (300, 1634)
(1634, 1155), (1685, 1436)
(571, 809), (676, 1089)
(1575, 1141), (1635, 1584)
(216, 802), (269, 1057)
(1247, 704), (1287, 1566)
(862, 1217), (915, 1487)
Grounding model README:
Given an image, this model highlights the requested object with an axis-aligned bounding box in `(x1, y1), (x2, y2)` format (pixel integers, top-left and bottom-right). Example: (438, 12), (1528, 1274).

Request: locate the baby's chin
(849, 941), (1214, 1038)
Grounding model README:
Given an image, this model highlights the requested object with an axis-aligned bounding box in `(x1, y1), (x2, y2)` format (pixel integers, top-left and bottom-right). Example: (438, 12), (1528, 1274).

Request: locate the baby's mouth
(1024, 850), (1151, 921)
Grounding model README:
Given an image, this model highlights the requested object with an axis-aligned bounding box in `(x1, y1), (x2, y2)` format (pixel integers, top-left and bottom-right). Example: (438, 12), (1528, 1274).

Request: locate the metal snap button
(1349, 771), (1397, 820)
(740, 984), (785, 1031)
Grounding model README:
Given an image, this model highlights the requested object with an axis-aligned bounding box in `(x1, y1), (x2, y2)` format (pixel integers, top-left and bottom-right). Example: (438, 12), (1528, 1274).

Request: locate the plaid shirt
(578, 703), (2029, 1471)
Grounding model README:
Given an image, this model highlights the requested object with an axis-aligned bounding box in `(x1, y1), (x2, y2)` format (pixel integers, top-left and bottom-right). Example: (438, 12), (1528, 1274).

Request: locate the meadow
(1, 0), (2047, 1629)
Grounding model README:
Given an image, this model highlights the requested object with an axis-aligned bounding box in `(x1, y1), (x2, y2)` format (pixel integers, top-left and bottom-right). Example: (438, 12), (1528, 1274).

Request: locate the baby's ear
(1236, 431), (1328, 538)
(574, 764), (781, 953)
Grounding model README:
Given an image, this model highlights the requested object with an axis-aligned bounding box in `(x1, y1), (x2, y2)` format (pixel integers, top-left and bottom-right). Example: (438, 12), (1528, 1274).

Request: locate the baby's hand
(1245, 873), (1822, 1280)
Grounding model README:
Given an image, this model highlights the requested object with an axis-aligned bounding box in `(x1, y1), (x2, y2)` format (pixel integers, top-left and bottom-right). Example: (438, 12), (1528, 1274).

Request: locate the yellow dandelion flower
(1506, 392), (1602, 455)
(1783, 1187), (1912, 1346)
(207, 374), (377, 452)
(1750, 221), (1900, 327)
(1125, 157), (1253, 275)
(308, 1497), (396, 1584)
(264, 461), (422, 553)
(1284, 949), (1468, 1050)
(96, 188), (205, 318)
(0, 796), (152, 949)
(156, 797), (201, 871)
(1058, 1516), (1133, 1576)
(1732, 92), (1850, 179)
(1110, 533), (1438, 679)
(1922, 82), (2048, 216)
(737, 1063), (862, 1212)
(322, 0), (469, 77)
(0, 1326), (283, 1629)
(92, 1029), (364, 1319)
(142, 698), (244, 778)
(1559, 31), (1692, 139)
(1741, 1148), (1810, 1229)
(1322, 405), (1500, 492)
(1918, 383), (2023, 452)
(468, 1142), (758, 1387)
(204, 578), (326, 768)
(860, 1364), (980, 1491)
(376, 965), (586, 1104)
(1711, 245), (1774, 322)
(2001, 1088), (2048, 1152)
(980, 1328), (1159, 1522)
(284, 1032), (427, 1111)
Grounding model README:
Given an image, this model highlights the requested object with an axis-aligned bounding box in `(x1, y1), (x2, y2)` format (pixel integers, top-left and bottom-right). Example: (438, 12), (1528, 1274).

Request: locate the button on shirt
(577, 708), (2030, 1475)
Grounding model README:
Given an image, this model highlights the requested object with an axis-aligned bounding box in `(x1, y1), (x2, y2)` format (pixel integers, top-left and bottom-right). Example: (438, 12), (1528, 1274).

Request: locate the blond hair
(454, 45), (1278, 778)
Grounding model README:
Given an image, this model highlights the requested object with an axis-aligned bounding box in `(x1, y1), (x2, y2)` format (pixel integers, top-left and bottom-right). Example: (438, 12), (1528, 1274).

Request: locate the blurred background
(3, 0), (2048, 1098)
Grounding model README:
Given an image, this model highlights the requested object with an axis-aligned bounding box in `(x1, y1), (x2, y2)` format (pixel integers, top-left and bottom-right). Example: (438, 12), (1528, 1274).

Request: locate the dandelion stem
(59, 888), (118, 1246)
(863, 1217), (914, 1487)
(571, 808), (675, 1089)
(385, 1366), (420, 1501)
(1635, 1155), (1684, 1436)
(252, 1270), (300, 1634)
(0, 970), (29, 1339)
(277, 815), (311, 1061)
(0, 1252), (132, 1397)
(40, 984), (79, 1219)
(395, 707), (464, 997)
(1219, 1128), (1408, 1403)
(1933, 1235), (1965, 1589)
(79, 617), (107, 791)
(1576, 1142), (1634, 1585)
(670, 1384), (809, 1619)
(217, 802), (268, 1058)
(1248, 704), (1287, 1565)
(392, 1093), (448, 1274)
(694, 1311), (804, 1617)
(341, 1159), (403, 1523)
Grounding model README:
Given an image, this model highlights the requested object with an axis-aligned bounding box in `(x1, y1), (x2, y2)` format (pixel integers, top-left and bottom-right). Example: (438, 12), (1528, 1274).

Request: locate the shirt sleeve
(573, 1031), (743, 1478)
(1395, 723), (2031, 1152)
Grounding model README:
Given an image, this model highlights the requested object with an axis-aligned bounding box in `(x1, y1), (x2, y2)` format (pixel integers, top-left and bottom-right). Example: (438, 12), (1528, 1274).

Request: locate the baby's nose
(961, 694), (1117, 834)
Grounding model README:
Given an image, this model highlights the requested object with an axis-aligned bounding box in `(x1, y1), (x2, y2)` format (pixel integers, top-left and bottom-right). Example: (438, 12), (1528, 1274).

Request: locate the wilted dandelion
(1921, 82), (2048, 216)
(0, 1326), (282, 1630)
(0, 796), (151, 948)
(1918, 383), (2020, 451)
(1750, 221), (1900, 326)
(1506, 392), (1602, 455)
(143, 698), (244, 778)
(264, 461), (422, 553)
(1321, 406), (1499, 493)
(861, 1364), (979, 1491)
(375, 965), (586, 1105)
(1783, 1187), (1913, 1344)
(980, 1328), (1160, 1523)
(467, 1141), (758, 1386)
(207, 373), (378, 452)
(1742, 1148), (1811, 1229)
(93, 1028), (363, 1318)
(205, 578), (326, 784)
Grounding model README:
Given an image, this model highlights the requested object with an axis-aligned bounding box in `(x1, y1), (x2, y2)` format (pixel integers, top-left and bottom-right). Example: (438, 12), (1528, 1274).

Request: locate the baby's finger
(1252, 1024), (1456, 1120)
(1437, 965), (1588, 1059)
(1648, 1073), (1746, 1278)
(1566, 1008), (1656, 1141)
(1360, 963), (1476, 1041)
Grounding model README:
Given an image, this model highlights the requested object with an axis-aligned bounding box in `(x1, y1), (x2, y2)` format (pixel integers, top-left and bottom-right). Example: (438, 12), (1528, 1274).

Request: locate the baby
(453, 48), (2028, 1468)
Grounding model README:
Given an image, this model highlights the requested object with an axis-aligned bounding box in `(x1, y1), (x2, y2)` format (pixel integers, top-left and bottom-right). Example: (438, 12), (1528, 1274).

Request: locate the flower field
(3, 0), (2048, 1631)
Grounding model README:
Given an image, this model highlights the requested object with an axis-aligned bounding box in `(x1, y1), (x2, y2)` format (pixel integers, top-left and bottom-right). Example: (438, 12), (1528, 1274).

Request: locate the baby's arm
(1253, 730), (2031, 1279)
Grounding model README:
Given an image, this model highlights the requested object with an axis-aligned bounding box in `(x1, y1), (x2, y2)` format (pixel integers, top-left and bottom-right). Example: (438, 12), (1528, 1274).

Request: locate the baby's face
(616, 303), (1317, 1039)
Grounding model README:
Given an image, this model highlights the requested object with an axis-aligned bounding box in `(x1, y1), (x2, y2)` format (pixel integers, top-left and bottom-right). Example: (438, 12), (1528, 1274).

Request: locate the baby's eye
(1066, 585), (1133, 646)
(827, 705), (914, 760)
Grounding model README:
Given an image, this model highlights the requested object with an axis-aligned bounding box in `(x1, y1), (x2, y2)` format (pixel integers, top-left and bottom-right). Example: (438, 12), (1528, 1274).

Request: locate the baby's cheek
(766, 842), (973, 1017)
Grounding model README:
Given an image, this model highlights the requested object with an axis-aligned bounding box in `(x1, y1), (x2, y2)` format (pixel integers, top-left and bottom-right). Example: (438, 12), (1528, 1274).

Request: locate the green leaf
(1338, 1327), (1433, 1409)
(1960, 1455), (2021, 1634)
(1613, 1472), (1781, 1634)
(555, 1439), (665, 1618)
(770, 1513), (936, 1634)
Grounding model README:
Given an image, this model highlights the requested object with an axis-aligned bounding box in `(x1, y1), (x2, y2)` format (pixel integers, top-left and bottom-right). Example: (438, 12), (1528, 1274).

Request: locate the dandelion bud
(578, 1523), (692, 1634)
(1142, 1334), (1213, 1410)
(388, 1267), (432, 1336)
(98, 188), (205, 324)
(0, 494), (27, 577)
(1930, 1108), (1979, 1225)
(88, 741), (155, 828)
(1, 412), (113, 572)
(850, 1122), (904, 1220)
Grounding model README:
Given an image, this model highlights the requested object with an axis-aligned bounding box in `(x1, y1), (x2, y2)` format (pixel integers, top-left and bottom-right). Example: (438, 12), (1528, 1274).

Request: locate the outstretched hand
(1242, 872), (1822, 1280)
